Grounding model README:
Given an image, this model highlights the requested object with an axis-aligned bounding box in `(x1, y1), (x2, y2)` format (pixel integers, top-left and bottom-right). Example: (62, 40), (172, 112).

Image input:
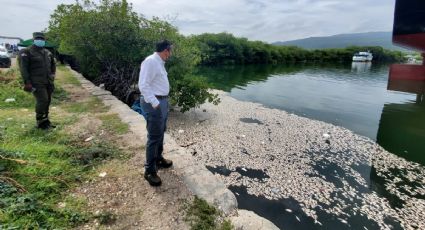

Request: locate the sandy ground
(168, 90), (425, 230)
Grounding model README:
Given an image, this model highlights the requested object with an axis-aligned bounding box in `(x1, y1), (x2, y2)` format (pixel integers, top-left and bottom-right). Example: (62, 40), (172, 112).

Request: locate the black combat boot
(37, 120), (50, 130)
(46, 120), (56, 129)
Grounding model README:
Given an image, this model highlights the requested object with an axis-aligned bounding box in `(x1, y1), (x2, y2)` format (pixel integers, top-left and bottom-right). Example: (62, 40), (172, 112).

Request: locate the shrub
(47, 0), (219, 112)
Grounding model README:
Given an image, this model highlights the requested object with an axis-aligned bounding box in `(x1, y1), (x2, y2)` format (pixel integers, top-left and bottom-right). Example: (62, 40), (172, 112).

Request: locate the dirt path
(59, 70), (193, 230)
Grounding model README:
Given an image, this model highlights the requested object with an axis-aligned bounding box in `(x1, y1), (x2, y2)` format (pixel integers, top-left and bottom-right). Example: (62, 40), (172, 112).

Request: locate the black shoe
(37, 121), (50, 130)
(46, 120), (56, 129)
(157, 158), (173, 169)
(144, 172), (162, 186)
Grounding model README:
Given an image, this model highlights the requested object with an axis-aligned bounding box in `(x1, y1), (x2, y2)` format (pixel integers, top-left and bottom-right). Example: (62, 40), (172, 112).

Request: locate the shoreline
(168, 90), (425, 229)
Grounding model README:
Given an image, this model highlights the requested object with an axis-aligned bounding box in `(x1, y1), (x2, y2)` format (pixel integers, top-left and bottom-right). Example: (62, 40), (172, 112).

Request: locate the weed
(95, 211), (117, 225)
(98, 113), (129, 135)
(52, 85), (70, 104)
(0, 65), (122, 229)
(0, 189), (89, 229)
(64, 97), (109, 114)
(0, 119), (104, 228)
(0, 67), (69, 109)
(70, 144), (119, 166)
(185, 197), (234, 230)
(219, 220), (234, 230)
(0, 69), (34, 109)
(56, 66), (81, 86)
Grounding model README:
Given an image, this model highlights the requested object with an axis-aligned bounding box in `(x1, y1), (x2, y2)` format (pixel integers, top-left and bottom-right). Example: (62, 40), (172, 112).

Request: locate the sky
(0, 0), (396, 43)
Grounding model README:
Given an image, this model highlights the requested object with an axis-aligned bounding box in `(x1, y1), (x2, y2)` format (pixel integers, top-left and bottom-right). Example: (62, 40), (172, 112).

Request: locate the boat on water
(352, 51), (373, 62)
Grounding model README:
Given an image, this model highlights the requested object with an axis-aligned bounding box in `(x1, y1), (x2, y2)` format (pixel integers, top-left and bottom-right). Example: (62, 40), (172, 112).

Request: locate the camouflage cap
(33, 32), (45, 39)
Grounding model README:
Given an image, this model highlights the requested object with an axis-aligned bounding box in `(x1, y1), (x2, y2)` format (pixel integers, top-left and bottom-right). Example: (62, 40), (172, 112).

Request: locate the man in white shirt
(138, 40), (173, 186)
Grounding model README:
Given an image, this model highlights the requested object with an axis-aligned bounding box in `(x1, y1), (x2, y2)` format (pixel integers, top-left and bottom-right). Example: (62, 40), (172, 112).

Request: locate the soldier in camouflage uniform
(18, 32), (56, 129)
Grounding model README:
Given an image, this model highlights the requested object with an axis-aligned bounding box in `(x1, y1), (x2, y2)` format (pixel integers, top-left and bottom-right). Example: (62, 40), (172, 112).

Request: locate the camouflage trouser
(33, 84), (54, 126)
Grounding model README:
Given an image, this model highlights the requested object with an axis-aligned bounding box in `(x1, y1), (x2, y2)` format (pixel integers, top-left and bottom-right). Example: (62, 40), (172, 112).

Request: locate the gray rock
(230, 210), (279, 230)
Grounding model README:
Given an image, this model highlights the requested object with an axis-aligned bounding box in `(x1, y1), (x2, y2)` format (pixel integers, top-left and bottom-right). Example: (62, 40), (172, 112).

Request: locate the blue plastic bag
(131, 98), (147, 120)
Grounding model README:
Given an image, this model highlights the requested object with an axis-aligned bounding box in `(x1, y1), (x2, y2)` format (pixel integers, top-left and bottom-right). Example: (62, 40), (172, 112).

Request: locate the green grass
(56, 65), (81, 86)
(51, 85), (69, 105)
(185, 197), (234, 230)
(93, 211), (117, 225)
(0, 65), (122, 229)
(0, 68), (34, 109)
(0, 109), (91, 229)
(63, 97), (109, 114)
(0, 107), (119, 229)
(98, 114), (129, 135)
(0, 67), (69, 109)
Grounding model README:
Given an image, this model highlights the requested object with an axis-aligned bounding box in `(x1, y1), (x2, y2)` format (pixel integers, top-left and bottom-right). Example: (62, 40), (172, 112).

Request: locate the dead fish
(295, 216), (301, 222)
(315, 220), (323, 226)
(339, 218), (348, 224)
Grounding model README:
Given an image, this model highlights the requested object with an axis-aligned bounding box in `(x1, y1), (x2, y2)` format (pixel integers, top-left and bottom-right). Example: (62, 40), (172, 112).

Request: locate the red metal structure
(377, 0), (425, 164)
(392, 0), (425, 53)
(389, 0), (425, 102)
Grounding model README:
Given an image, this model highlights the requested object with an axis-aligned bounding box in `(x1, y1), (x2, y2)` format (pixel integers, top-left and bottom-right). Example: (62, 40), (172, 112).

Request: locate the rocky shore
(168, 90), (425, 229)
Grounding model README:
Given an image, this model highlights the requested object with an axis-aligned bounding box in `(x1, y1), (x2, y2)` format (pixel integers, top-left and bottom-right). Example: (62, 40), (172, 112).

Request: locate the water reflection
(376, 64), (425, 164)
(196, 63), (424, 229)
(197, 63), (424, 165)
(351, 62), (372, 73)
(376, 102), (425, 165)
(196, 64), (301, 92)
(196, 63), (356, 92)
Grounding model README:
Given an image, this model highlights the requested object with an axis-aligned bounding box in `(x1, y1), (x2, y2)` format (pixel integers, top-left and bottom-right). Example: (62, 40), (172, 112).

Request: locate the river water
(196, 62), (425, 166)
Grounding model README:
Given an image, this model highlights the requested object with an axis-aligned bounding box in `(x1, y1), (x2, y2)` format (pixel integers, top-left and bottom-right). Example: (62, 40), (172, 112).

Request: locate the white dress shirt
(138, 52), (170, 107)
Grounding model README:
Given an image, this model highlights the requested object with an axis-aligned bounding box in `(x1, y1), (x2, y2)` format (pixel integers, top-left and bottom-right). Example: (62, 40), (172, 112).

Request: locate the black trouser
(33, 84), (54, 125)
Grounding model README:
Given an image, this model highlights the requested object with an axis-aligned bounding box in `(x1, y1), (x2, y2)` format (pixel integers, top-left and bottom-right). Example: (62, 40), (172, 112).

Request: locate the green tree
(192, 33), (407, 65)
(47, 0), (219, 112)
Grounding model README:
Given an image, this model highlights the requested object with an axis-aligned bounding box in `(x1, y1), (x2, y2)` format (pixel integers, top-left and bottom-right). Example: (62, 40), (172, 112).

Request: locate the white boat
(352, 51), (373, 62)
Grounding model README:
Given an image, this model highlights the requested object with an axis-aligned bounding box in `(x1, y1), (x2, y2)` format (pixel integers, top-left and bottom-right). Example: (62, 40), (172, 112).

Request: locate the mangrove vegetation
(46, 0), (406, 112)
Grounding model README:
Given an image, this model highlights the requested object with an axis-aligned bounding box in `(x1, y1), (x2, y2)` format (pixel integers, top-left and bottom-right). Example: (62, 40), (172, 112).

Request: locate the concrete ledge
(230, 210), (280, 230)
(68, 67), (279, 229)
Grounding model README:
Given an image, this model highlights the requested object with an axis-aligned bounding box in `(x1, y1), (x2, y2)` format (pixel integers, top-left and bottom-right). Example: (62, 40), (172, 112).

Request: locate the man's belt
(155, 95), (169, 99)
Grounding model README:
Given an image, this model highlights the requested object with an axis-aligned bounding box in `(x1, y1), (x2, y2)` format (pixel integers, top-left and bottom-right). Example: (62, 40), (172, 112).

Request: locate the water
(196, 63), (425, 165)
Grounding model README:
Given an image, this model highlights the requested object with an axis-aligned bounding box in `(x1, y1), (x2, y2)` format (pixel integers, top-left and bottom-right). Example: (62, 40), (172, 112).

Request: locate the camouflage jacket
(18, 45), (56, 85)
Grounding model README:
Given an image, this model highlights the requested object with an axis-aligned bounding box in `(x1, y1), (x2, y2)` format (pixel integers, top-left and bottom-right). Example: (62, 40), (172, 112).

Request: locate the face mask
(33, 39), (45, 47)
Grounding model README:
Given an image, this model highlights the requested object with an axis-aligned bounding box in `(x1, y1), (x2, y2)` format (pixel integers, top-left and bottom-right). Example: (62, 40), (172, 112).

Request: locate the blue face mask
(33, 39), (46, 47)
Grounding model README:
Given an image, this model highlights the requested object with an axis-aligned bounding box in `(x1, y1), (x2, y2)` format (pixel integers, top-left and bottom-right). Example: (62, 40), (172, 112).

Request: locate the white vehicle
(0, 45), (11, 68)
(0, 45), (9, 57)
(352, 51), (373, 62)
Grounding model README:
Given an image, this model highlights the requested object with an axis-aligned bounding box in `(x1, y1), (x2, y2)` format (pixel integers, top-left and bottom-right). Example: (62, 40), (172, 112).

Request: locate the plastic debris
(5, 98), (16, 103)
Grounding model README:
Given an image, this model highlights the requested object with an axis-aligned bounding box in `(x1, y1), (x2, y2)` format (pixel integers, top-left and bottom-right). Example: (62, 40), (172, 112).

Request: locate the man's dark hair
(156, 40), (172, 52)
